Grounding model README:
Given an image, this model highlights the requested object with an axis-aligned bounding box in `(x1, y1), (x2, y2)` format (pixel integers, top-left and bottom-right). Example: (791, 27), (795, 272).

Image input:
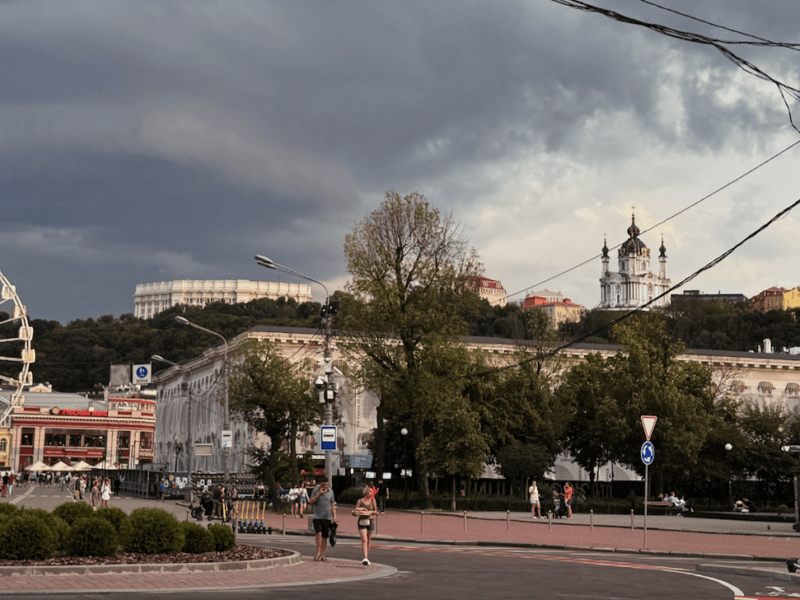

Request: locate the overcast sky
(2, 0), (799, 324)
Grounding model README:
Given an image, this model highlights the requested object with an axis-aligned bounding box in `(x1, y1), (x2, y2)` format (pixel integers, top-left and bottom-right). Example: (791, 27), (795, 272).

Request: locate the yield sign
(641, 415), (657, 441)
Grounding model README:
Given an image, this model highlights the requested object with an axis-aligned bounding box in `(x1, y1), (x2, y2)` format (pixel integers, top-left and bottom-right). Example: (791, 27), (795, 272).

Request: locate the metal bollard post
(421, 511), (424, 534)
(463, 510), (467, 532)
(548, 511), (552, 532)
(282, 513), (286, 536)
(590, 509), (593, 531)
(631, 509), (634, 530)
(506, 510), (510, 531)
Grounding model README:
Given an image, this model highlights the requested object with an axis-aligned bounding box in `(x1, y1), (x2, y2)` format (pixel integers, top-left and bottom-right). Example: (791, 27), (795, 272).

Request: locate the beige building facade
(134, 280), (313, 319)
(151, 326), (800, 482)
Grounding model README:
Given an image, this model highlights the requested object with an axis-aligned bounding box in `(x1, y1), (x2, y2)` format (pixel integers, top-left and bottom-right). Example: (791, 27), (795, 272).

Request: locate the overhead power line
(487, 195), (800, 376)
(505, 139), (800, 300)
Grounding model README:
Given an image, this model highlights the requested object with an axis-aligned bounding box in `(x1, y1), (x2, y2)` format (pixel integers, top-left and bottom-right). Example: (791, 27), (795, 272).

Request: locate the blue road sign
(641, 441), (655, 465)
(321, 426), (337, 451)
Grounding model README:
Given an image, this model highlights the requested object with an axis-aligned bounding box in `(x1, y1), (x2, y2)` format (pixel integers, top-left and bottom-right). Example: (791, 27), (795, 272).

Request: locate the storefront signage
(52, 409), (108, 417)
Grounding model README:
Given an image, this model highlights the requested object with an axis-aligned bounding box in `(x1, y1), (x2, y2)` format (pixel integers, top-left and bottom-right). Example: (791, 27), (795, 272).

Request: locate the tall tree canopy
(340, 190), (483, 507)
(227, 338), (322, 501)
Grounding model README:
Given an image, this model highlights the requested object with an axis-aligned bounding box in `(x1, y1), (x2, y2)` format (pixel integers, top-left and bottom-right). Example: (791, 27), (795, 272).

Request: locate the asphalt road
(6, 485), (800, 599)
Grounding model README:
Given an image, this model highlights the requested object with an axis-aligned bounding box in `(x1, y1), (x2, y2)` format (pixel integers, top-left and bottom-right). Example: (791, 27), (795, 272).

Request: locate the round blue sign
(136, 366), (149, 378)
(641, 441), (655, 465)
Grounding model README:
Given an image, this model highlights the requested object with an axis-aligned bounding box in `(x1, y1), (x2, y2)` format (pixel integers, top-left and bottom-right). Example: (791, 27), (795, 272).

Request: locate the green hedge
(96, 507), (128, 533)
(180, 521), (215, 554)
(52, 502), (95, 525)
(120, 508), (184, 555)
(0, 513), (58, 560)
(208, 524), (236, 552)
(67, 516), (118, 557)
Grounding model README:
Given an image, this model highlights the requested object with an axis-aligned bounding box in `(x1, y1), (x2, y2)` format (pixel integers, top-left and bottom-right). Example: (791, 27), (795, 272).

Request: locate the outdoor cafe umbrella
(25, 460), (49, 472)
(49, 460), (73, 472)
(70, 460), (92, 471)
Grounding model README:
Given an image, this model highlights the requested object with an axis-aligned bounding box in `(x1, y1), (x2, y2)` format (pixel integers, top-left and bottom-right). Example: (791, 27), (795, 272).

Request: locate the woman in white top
(289, 484), (301, 518)
(529, 481), (541, 519)
(101, 477), (112, 508)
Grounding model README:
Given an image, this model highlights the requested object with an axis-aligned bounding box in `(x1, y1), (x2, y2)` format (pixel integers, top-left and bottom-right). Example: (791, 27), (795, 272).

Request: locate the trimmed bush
(0, 513), (58, 560)
(180, 521), (215, 554)
(120, 508), (184, 555)
(52, 501), (95, 525)
(20, 509), (70, 552)
(208, 524), (236, 552)
(67, 516), (118, 557)
(0, 503), (19, 518)
(96, 507), (127, 533)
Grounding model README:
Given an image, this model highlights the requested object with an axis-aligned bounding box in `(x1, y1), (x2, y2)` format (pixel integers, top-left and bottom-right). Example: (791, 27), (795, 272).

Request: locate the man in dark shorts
(376, 479), (389, 513)
(308, 476), (337, 561)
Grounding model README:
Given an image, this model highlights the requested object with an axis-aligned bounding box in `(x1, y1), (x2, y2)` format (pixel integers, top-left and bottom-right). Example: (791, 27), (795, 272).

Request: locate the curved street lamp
(174, 317), (230, 483)
(255, 255), (335, 482)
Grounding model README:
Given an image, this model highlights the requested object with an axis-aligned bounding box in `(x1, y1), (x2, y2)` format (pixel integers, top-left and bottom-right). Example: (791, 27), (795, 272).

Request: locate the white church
(599, 213), (670, 310)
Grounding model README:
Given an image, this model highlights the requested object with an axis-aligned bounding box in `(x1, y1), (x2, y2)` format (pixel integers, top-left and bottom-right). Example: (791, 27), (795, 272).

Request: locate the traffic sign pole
(644, 463), (648, 549)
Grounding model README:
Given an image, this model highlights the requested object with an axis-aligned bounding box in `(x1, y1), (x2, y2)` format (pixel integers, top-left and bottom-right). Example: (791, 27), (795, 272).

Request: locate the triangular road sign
(641, 415), (657, 441)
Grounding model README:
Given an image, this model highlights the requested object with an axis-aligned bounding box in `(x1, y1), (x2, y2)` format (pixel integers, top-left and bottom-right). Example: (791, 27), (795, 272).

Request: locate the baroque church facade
(599, 214), (670, 310)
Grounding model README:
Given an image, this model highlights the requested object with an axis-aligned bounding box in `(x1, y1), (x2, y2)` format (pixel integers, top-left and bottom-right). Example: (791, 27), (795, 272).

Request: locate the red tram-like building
(2, 390), (156, 471)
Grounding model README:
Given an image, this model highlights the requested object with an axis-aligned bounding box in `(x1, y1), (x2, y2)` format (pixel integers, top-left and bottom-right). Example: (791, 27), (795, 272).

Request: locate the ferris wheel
(0, 269), (34, 427)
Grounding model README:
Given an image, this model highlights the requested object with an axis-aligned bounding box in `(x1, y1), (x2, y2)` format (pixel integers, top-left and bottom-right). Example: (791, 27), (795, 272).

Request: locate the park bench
(644, 501), (678, 516)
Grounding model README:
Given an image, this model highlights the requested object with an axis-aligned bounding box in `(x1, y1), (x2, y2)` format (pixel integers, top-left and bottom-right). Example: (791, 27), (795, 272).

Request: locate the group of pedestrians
(308, 476), (383, 567)
(529, 481), (574, 519)
(72, 474), (114, 510)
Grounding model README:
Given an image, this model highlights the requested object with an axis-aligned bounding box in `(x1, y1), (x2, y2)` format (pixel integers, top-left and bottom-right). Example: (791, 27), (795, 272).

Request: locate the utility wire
(484, 196), (800, 376)
(549, 0), (800, 132)
(505, 139), (800, 300)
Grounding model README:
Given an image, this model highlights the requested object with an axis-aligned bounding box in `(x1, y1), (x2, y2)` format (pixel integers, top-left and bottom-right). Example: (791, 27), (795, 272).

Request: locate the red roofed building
(523, 293), (583, 328)
(466, 276), (507, 307)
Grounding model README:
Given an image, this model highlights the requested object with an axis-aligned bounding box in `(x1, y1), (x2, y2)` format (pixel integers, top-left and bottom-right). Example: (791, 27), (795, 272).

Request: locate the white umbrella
(71, 460), (92, 471)
(50, 460), (73, 472)
(25, 460), (49, 471)
(93, 460), (117, 470)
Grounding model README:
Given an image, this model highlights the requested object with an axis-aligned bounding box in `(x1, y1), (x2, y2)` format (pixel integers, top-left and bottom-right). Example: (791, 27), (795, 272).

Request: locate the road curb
(697, 561), (800, 583)
(0, 550), (302, 578)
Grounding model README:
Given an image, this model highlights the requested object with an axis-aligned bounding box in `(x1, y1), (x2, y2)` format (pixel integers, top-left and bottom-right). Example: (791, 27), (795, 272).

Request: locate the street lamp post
(401, 427), (409, 508)
(255, 255), (336, 483)
(174, 317), (230, 483)
(152, 354), (195, 501)
(725, 443), (733, 508)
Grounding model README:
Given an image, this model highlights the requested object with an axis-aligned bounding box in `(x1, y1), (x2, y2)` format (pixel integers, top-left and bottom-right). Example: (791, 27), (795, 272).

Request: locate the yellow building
(751, 287), (800, 312)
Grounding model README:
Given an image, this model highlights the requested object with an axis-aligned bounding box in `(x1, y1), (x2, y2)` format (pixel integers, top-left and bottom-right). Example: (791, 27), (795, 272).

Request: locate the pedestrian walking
(529, 480), (541, 519)
(308, 476), (337, 562)
(101, 477), (112, 508)
(90, 478), (100, 510)
(352, 485), (378, 565)
(376, 479), (389, 513)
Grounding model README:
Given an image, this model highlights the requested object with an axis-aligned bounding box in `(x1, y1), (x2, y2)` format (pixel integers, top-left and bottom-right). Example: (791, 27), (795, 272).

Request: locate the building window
(0, 439), (6, 452)
(21, 428), (34, 446)
(82, 431), (107, 448)
(139, 432), (153, 450)
(44, 429), (68, 446)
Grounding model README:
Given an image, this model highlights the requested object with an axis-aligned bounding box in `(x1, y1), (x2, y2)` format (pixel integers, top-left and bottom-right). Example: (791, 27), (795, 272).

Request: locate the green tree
(340, 190), (482, 508)
(227, 338), (322, 501)
(559, 352), (626, 486)
(607, 312), (716, 495)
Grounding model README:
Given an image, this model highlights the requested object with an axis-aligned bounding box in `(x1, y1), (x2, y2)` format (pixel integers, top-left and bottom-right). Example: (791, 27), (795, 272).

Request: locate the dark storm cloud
(0, 0), (797, 322)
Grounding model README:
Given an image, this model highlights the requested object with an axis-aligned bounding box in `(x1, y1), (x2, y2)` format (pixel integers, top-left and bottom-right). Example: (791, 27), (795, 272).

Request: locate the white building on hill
(134, 280), (313, 319)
